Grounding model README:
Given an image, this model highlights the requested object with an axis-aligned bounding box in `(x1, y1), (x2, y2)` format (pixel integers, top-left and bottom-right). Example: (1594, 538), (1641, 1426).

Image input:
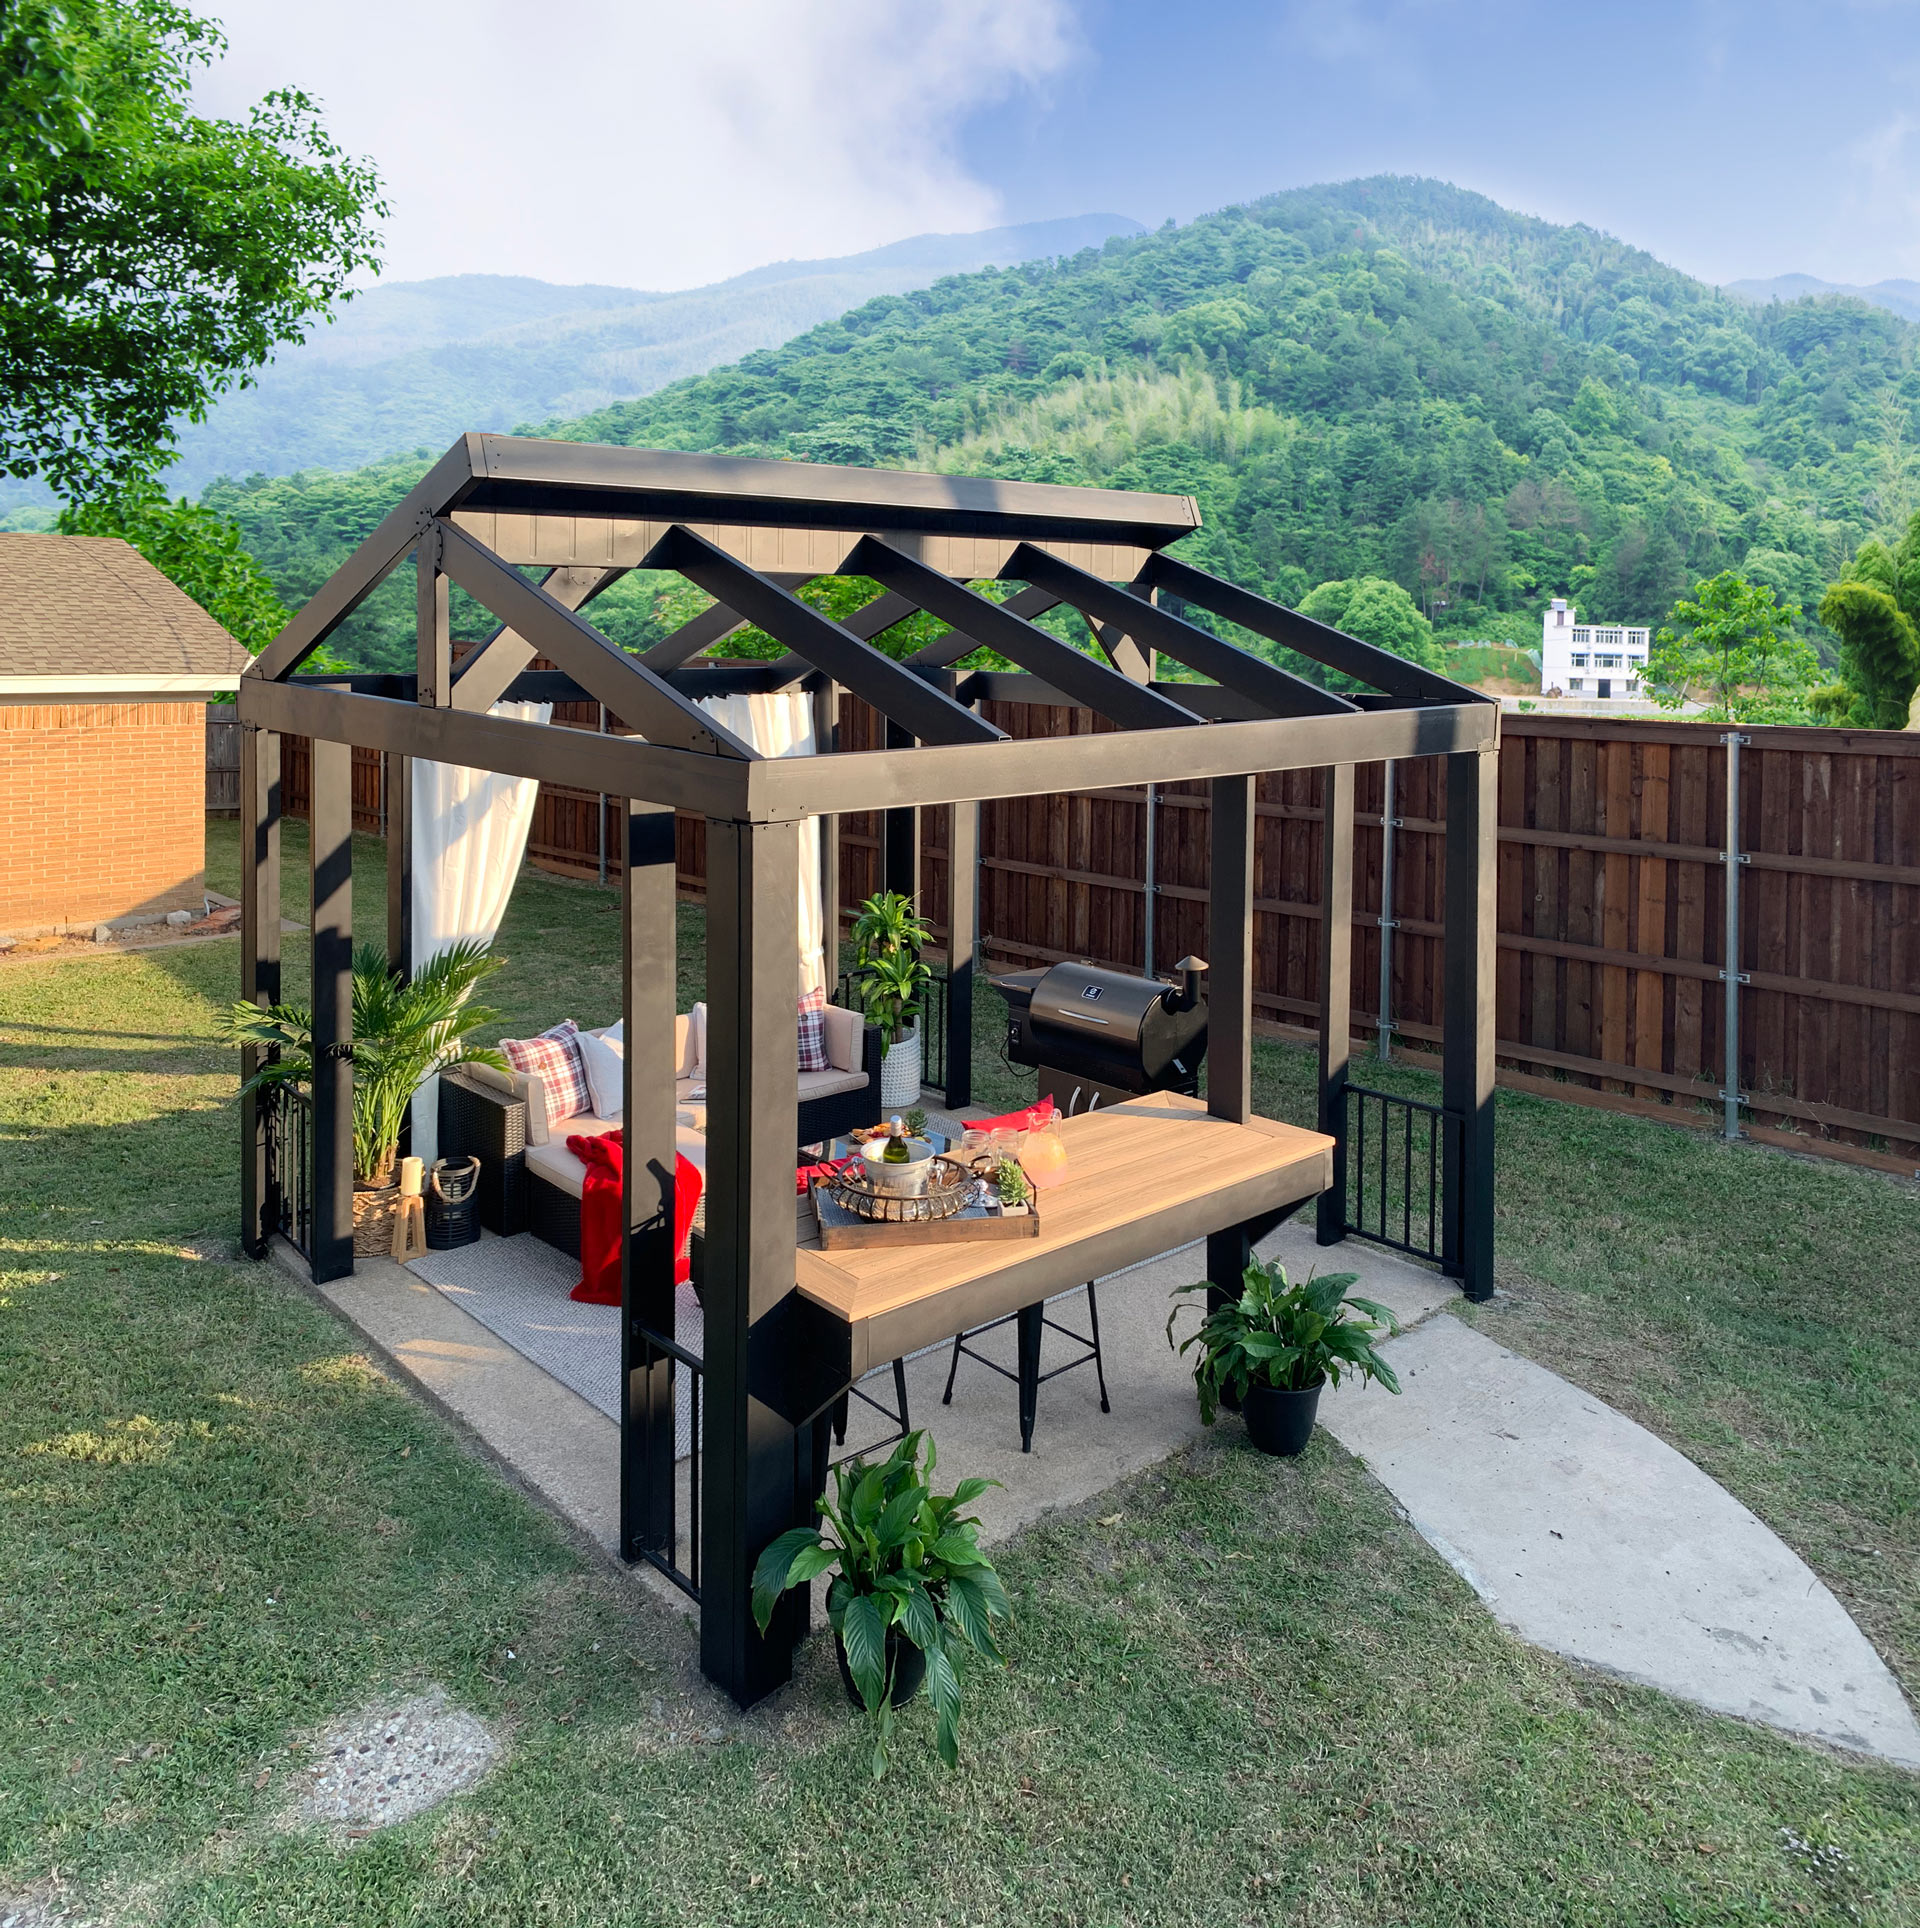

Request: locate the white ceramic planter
(880, 1026), (922, 1110)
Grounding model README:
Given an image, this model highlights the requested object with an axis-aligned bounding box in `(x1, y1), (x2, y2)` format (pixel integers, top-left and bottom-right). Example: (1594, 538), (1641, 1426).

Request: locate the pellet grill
(990, 957), (1209, 1112)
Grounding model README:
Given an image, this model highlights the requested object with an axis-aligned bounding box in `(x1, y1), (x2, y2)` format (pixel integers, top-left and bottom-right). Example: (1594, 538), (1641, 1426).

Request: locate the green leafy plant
(1168, 1258), (1402, 1425)
(848, 890), (932, 1044)
(904, 1106), (929, 1138)
(2, 0), (385, 499)
(1645, 571), (1822, 723)
(752, 1430), (1009, 1776)
(216, 939), (505, 1186)
(995, 1158), (1030, 1207)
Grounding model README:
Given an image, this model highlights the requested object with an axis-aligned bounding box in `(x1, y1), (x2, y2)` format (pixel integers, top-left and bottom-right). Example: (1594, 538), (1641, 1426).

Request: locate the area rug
(407, 1234), (701, 1459)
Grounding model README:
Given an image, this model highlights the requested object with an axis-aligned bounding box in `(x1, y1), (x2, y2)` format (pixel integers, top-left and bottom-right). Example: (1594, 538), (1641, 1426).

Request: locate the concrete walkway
(279, 1187), (1920, 1768)
(1318, 1308), (1920, 1768)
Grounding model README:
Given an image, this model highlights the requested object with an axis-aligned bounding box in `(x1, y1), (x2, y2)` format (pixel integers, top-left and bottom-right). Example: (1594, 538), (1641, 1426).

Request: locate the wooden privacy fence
(244, 701), (1919, 1171)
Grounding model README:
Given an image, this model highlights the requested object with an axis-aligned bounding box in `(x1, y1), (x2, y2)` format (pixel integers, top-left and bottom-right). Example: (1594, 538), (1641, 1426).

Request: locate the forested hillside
(214, 178), (1920, 674)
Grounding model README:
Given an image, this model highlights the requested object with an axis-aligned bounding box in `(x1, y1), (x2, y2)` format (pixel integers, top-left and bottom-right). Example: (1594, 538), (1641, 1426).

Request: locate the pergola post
(385, 752), (411, 977)
(309, 738), (355, 1284)
(1205, 773), (1255, 1292)
(621, 802), (681, 1560)
(239, 726), (280, 1257)
(944, 801), (978, 1108)
(1316, 764), (1355, 1246)
(701, 814), (815, 1707)
(1443, 747), (1498, 1301)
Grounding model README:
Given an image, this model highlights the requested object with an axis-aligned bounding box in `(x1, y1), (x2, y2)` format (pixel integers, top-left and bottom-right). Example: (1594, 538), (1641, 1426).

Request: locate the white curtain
(408, 698), (552, 1162)
(697, 691), (826, 995)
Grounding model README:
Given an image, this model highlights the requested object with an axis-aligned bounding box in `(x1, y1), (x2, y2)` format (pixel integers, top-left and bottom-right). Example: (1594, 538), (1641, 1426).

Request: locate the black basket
(425, 1156), (482, 1250)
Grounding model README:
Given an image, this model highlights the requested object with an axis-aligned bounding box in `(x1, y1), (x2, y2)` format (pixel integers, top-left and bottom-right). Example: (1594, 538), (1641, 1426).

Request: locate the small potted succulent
(752, 1430), (1010, 1777)
(848, 890), (933, 1110)
(1167, 1257), (1401, 1456)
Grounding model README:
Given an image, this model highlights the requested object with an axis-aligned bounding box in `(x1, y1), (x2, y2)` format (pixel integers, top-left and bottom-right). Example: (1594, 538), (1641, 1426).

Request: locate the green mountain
(149, 215), (1144, 497)
(1727, 273), (1920, 326)
(215, 177), (1920, 675)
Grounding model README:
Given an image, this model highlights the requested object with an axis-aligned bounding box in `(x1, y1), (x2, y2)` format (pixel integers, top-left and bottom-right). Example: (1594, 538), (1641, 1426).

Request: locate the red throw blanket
(567, 1129), (702, 1306)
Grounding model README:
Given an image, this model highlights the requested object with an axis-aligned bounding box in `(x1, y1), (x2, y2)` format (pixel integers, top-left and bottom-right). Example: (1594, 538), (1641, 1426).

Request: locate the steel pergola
(235, 432), (1499, 1705)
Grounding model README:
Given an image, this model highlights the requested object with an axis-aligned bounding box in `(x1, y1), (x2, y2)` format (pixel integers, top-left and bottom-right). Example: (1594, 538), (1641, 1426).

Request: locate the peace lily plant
(1168, 1257), (1402, 1456)
(752, 1430), (1010, 1777)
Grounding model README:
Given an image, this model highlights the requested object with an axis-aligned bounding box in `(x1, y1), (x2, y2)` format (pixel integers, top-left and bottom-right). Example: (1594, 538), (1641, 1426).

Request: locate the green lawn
(1, 833), (1914, 1924)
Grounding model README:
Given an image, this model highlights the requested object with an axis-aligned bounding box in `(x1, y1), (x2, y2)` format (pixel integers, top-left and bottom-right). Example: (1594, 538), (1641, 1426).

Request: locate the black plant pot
(834, 1624), (927, 1710)
(1242, 1378), (1323, 1457)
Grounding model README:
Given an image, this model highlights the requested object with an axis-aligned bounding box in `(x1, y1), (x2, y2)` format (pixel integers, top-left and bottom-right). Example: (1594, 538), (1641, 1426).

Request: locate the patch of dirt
(289, 1688), (500, 1836)
(0, 1884), (93, 1927)
(0, 906), (241, 965)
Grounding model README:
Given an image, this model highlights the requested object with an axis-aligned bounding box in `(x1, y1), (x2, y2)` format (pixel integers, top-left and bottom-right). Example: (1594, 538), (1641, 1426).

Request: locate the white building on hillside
(1541, 598), (1650, 699)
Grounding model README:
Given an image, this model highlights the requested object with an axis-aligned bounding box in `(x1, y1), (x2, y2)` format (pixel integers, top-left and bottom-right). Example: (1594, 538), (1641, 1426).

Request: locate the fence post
(1142, 780), (1156, 980)
(1376, 759), (1397, 1063)
(1317, 764), (1356, 1246)
(1720, 731), (1749, 1141)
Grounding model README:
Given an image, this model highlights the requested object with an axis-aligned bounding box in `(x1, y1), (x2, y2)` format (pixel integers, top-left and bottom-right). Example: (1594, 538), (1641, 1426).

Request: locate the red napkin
(567, 1128), (703, 1305)
(960, 1095), (1057, 1134)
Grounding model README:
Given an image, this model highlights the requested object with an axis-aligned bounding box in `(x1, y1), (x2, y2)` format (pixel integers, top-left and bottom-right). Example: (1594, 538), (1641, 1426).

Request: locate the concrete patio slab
(1319, 1312), (1920, 1768)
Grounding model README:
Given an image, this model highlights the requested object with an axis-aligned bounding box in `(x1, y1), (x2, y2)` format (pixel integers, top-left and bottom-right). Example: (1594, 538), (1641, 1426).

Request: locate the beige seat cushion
(526, 1116), (708, 1201)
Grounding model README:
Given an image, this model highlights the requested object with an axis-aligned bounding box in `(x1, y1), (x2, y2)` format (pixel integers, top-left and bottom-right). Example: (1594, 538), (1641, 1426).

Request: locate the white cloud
(192, 0), (1078, 289)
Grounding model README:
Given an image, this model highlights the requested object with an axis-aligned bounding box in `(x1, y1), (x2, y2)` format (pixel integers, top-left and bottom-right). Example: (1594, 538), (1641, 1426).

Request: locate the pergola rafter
(235, 432), (1499, 1715)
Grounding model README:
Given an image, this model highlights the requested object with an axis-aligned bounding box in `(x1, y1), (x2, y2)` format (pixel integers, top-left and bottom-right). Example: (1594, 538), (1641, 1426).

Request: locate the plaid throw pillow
(501, 1019), (593, 1122)
(797, 987), (831, 1073)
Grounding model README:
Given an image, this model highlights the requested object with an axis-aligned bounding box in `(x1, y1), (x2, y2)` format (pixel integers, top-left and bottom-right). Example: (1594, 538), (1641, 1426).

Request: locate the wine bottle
(882, 1116), (911, 1164)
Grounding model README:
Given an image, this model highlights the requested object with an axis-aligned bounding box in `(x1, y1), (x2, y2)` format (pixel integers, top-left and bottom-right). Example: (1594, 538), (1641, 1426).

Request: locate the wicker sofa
(439, 1003), (883, 1258)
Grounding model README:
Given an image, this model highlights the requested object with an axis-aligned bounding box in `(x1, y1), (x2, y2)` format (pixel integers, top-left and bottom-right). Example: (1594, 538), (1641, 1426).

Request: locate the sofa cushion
(463, 1059), (550, 1145)
(797, 1065), (870, 1102)
(501, 1019), (592, 1122)
(820, 1004), (863, 1074)
(797, 985), (831, 1072)
(526, 1117), (706, 1201)
(576, 1025), (625, 1120)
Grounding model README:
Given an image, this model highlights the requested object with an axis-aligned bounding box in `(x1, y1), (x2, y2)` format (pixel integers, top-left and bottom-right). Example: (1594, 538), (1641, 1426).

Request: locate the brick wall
(0, 701), (208, 933)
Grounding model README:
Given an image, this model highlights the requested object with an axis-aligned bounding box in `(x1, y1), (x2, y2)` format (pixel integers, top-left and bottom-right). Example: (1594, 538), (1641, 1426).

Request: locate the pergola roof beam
(252, 438), (483, 680)
(436, 520), (757, 757)
(847, 537), (1200, 731)
(240, 676), (751, 816)
(1006, 544), (1358, 719)
(451, 564), (625, 712)
(467, 435), (1201, 548)
(1139, 553), (1484, 707)
(904, 583), (1059, 670)
(645, 525), (1003, 746)
(747, 700), (1496, 820)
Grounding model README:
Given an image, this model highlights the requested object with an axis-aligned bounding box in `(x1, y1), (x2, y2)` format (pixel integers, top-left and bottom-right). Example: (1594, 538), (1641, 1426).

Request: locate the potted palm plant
(218, 939), (507, 1253)
(1168, 1257), (1402, 1456)
(848, 890), (933, 1110)
(752, 1429), (1010, 1777)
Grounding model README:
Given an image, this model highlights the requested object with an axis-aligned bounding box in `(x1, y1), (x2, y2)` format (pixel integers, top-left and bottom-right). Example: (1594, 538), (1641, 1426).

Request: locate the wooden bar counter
(795, 1092), (1333, 1379)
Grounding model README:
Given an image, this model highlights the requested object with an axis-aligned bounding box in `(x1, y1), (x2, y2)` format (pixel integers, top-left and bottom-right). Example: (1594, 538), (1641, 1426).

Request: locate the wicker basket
(352, 1182), (401, 1256)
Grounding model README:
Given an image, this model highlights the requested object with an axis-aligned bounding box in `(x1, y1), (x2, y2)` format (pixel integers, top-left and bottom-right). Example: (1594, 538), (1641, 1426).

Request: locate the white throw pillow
(576, 1025), (625, 1121)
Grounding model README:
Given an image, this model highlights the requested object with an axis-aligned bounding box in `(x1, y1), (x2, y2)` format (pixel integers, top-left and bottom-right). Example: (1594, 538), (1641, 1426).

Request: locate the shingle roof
(0, 534), (252, 680)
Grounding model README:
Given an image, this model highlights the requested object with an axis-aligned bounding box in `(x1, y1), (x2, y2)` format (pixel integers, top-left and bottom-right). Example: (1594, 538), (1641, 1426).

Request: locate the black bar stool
(831, 1357), (912, 1466)
(942, 1282), (1109, 1453)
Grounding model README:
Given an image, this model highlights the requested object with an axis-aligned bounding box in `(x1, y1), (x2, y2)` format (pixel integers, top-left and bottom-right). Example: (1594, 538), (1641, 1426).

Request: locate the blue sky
(961, 0), (1920, 288)
(198, 0), (1920, 291)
